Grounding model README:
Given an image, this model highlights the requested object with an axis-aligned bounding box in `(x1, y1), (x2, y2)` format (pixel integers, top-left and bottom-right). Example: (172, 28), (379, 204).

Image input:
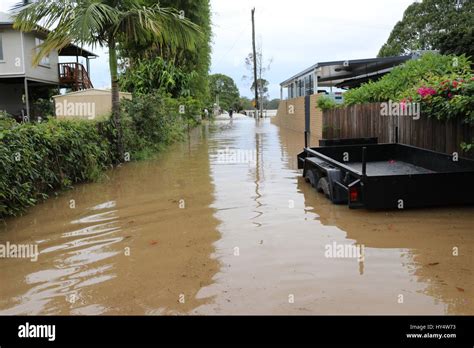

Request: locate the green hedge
(0, 92), (201, 219)
(0, 119), (113, 217)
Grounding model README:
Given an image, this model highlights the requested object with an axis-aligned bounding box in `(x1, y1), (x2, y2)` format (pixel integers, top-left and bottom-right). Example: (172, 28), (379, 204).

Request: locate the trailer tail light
(349, 186), (359, 202)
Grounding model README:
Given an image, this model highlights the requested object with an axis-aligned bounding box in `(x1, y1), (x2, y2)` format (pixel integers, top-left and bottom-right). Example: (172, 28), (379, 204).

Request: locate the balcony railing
(58, 62), (93, 91)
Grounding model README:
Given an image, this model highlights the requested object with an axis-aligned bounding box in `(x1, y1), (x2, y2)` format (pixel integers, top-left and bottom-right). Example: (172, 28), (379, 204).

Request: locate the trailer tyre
(304, 169), (318, 187)
(317, 176), (332, 199)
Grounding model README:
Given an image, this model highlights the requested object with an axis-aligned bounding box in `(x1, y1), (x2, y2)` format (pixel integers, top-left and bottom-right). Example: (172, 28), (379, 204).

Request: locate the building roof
(0, 11), (98, 58)
(280, 55), (417, 88)
(52, 88), (132, 98)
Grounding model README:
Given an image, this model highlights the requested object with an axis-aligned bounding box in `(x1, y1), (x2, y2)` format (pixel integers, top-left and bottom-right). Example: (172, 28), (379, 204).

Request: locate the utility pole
(251, 8), (259, 119)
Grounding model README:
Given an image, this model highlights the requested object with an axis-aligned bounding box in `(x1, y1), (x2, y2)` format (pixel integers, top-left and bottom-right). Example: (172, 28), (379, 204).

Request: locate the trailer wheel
(304, 169), (318, 187)
(317, 176), (331, 199)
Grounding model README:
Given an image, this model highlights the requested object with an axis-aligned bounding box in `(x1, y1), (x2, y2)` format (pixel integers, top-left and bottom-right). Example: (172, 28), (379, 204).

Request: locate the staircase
(58, 63), (94, 91)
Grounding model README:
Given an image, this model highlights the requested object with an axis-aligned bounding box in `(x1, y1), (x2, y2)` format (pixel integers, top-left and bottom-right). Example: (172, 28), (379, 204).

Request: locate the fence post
(304, 95), (310, 147)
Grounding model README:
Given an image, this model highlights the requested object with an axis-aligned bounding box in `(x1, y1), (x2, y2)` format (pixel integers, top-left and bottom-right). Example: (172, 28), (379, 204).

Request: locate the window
(0, 34), (4, 61)
(35, 37), (50, 66)
(298, 79), (304, 97)
(289, 83), (294, 99)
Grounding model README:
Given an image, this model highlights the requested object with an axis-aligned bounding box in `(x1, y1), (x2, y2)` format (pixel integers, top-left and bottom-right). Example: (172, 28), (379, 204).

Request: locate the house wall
(23, 31), (59, 83)
(0, 28), (59, 83)
(271, 94), (324, 142)
(0, 81), (24, 115)
(0, 29), (24, 76)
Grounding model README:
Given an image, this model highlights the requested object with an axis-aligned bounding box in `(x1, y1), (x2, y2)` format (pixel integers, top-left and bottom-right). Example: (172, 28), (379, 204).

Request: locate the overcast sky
(0, 0), (415, 99)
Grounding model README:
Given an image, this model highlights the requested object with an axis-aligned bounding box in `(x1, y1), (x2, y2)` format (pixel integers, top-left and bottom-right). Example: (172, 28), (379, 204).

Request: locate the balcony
(58, 63), (93, 91)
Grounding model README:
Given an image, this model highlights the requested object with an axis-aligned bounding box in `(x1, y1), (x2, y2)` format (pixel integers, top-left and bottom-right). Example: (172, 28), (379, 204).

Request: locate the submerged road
(0, 116), (473, 314)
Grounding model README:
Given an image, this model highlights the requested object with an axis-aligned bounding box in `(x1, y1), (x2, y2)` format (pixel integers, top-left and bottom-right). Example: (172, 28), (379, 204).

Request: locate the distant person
(204, 108), (209, 119)
(229, 108), (233, 118)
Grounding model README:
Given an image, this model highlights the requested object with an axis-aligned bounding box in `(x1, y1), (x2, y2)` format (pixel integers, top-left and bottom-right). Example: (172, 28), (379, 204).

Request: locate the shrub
(402, 75), (474, 123)
(0, 120), (113, 218)
(317, 95), (338, 111)
(120, 92), (200, 160)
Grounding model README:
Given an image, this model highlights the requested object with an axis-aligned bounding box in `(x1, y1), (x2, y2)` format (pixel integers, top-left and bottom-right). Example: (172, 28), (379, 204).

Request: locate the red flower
(448, 93), (453, 98)
(452, 81), (458, 88)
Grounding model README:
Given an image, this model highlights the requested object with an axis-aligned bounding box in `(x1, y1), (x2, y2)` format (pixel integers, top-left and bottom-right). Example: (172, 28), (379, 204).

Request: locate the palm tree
(13, 0), (201, 160)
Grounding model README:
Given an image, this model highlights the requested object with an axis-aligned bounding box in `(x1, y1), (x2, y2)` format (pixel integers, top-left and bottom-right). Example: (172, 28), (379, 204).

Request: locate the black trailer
(297, 138), (474, 209)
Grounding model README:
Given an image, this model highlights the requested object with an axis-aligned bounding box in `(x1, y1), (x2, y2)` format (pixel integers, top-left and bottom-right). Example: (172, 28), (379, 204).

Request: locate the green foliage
(119, 57), (197, 97)
(378, 0), (474, 58)
(234, 97), (252, 111)
(208, 74), (240, 111)
(461, 141), (474, 153)
(0, 92), (198, 219)
(402, 76), (474, 123)
(344, 53), (472, 105)
(0, 120), (113, 218)
(121, 0), (212, 100)
(266, 98), (281, 110)
(317, 96), (338, 111)
(120, 92), (201, 160)
(438, 26), (474, 58)
(0, 110), (12, 119)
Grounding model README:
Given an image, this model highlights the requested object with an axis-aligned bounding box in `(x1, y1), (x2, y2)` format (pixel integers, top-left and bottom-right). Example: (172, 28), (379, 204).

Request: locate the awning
(280, 55), (417, 89)
(58, 43), (98, 58)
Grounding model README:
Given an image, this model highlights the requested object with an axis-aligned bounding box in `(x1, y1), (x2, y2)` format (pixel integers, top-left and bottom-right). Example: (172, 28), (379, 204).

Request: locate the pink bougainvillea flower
(448, 93), (453, 98)
(417, 87), (436, 98)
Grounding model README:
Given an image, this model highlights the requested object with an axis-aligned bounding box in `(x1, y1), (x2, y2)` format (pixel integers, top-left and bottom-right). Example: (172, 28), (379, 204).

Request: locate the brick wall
(271, 94), (323, 141)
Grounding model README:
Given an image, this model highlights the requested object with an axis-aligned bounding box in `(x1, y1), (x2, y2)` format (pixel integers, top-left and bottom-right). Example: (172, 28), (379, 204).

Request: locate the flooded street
(1, 116), (473, 315)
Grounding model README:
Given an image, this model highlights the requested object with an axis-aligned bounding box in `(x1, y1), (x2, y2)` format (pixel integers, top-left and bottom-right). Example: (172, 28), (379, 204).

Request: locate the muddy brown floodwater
(0, 116), (473, 315)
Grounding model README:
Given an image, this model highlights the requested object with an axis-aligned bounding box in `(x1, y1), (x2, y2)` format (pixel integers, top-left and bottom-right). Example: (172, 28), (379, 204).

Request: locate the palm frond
(116, 3), (202, 52)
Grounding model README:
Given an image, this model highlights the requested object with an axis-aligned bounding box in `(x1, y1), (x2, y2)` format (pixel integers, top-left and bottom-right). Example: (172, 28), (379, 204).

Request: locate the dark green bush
(121, 92), (202, 160)
(0, 119), (113, 218)
(317, 95), (338, 111)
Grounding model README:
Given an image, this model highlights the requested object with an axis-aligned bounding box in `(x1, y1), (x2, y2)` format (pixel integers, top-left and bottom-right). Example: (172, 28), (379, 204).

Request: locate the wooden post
(251, 8), (259, 119)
